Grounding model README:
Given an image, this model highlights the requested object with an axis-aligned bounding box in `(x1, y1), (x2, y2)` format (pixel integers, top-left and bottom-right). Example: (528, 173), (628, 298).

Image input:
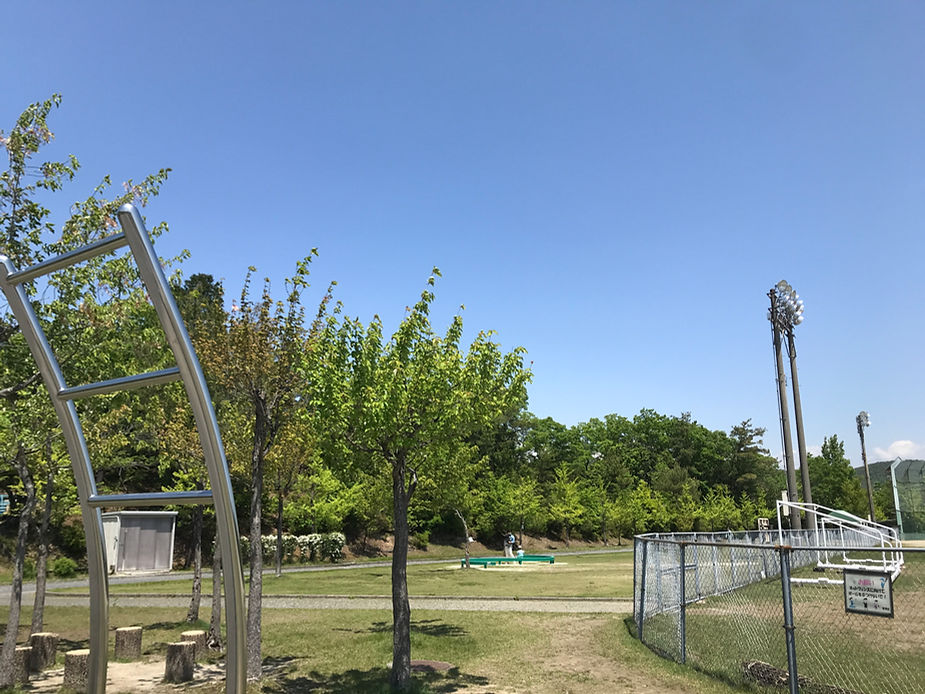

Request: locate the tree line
(0, 97), (880, 690)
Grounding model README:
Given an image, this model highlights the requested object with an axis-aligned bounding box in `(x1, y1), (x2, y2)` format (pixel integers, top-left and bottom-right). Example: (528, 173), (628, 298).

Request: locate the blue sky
(4, 2), (924, 469)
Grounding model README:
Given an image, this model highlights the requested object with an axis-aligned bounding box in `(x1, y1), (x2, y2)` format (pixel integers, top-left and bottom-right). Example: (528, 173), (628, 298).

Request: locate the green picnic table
(460, 554), (555, 568)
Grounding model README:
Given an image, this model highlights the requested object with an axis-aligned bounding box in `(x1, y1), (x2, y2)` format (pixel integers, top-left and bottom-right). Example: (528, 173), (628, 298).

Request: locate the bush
(297, 534), (322, 562)
(23, 557), (36, 580)
(51, 556), (78, 578)
(319, 532), (345, 563)
(410, 531), (430, 551)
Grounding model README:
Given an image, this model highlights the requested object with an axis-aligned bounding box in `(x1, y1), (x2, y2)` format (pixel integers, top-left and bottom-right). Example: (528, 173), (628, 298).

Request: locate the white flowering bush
(237, 533), (344, 564)
(319, 532), (346, 563)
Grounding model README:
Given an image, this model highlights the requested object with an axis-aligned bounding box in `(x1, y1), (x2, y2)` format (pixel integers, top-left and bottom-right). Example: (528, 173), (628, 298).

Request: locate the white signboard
(844, 570), (894, 618)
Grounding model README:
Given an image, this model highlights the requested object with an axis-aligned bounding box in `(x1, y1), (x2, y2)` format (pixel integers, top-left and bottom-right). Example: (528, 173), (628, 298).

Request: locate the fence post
(693, 544), (702, 599)
(779, 546), (799, 694)
(637, 539), (648, 641)
(655, 541), (663, 613)
(679, 543), (687, 664)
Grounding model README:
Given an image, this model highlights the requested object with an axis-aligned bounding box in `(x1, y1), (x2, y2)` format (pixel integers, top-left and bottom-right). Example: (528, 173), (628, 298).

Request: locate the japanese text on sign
(844, 570), (894, 618)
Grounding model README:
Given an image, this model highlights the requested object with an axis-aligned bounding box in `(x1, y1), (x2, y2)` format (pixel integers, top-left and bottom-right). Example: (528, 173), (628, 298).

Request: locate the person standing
(503, 531), (515, 558)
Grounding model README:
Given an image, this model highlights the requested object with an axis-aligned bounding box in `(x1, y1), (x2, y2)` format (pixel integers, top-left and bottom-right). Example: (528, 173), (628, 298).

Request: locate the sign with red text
(844, 570), (894, 618)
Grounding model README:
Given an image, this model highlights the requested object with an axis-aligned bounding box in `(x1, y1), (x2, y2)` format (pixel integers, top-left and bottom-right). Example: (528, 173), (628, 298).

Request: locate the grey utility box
(101, 511), (177, 574)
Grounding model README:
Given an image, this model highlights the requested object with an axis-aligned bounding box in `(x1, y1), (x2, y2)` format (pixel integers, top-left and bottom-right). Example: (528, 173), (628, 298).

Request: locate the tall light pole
(780, 284), (814, 529)
(768, 283), (801, 530)
(857, 411), (876, 522)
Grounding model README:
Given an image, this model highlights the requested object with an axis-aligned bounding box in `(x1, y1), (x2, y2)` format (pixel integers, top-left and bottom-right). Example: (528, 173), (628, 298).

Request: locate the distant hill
(854, 459), (925, 489)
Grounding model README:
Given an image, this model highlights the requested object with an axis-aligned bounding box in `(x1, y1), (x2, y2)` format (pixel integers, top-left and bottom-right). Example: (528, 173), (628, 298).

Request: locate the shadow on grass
(333, 619), (467, 638)
(263, 666), (490, 693)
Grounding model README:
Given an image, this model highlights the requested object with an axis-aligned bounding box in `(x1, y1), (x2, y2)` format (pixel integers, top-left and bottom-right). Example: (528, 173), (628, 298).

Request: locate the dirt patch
(25, 659), (226, 693)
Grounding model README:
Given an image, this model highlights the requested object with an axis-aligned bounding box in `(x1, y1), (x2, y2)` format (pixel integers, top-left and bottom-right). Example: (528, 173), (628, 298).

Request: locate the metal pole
(637, 539), (648, 641)
(787, 329), (814, 530)
(779, 546), (799, 694)
(857, 420), (876, 523)
(0, 258), (110, 694)
(890, 460), (904, 538)
(679, 544), (687, 664)
(118, 205), (245, 693)
(770, 291), (801, 530)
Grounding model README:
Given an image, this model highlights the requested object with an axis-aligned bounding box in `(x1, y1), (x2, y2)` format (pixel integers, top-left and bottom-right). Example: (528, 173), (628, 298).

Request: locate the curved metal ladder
(0, 204), (245, 694)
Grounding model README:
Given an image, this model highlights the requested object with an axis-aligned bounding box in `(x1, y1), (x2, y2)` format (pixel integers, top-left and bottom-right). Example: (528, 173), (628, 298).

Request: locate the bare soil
(25, 659), (226, 693)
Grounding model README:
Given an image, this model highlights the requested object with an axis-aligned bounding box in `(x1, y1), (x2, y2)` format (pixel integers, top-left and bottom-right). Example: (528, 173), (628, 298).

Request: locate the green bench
(461, 554), (555, 568)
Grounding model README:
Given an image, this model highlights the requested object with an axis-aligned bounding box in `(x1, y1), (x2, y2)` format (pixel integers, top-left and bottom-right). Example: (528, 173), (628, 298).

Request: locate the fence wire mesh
(633, 532), (925, 693)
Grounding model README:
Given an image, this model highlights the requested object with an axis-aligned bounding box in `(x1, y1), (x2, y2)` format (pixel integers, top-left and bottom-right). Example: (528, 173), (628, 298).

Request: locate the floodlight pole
(770, 290), (801, 530)
(857, 413), (876, 522)
(786, 329), (814, 530)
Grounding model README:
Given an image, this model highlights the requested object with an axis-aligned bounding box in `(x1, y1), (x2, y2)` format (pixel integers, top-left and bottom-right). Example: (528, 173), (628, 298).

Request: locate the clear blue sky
(4, 2), (924, 469)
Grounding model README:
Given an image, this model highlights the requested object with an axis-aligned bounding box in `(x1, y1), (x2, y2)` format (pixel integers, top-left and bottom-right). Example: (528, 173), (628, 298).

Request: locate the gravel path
(43, 593), (631, 613)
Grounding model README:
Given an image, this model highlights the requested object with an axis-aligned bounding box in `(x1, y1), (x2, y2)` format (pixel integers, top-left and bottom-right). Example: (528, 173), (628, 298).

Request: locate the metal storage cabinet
(101, 511), (177, 573)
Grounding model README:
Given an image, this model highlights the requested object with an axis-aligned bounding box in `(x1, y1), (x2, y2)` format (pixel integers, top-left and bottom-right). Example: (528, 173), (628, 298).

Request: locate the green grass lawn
(81, 551), (635, 599)
(0, 604), (747, 693)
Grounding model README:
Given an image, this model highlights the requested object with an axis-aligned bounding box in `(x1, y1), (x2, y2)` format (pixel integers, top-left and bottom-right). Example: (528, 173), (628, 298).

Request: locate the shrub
(297, 534), (322, 562)
(51, 556), (78, 578)
(410, 531), (430, 551)
(319, 532), (345, 563)
(23, 557), (36, 580)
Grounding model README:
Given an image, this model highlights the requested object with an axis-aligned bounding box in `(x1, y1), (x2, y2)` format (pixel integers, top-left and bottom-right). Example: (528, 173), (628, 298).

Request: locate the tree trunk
(454, 509), (470, 569)
(275, 491), (283, 578)
(389, 459), (412, 691)
(186, 503), (203, 622)
(0, 447), (37, 688)
(208, 536), (222, 649)
(245, 401), (268, 680)
(519, 517), (524, 548)
(31, 462), (54, 634)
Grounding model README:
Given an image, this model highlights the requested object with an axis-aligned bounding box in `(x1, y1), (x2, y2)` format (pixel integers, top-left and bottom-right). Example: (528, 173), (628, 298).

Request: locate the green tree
(808, 435), (867, 517)
(313, 270), (529, 691)
(197, 259), (319, 679)
(548, 463), (584, 545)
(0, 96), (169, 686)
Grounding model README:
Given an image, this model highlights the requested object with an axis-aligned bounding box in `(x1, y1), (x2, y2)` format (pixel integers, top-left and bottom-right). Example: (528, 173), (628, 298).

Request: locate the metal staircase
(0, 204), (245, 694)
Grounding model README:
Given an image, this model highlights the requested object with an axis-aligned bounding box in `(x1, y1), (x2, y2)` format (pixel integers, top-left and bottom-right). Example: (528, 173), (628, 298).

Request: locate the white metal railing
(776, 500), (904, 583)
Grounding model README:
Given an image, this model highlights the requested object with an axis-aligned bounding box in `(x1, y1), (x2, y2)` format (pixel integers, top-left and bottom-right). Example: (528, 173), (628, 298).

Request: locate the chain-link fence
(633, 533), (925, 693)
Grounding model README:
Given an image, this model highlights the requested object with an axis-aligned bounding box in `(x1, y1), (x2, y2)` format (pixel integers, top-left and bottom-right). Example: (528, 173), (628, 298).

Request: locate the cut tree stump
(179, 630), (207, 660)
(165, 641), (196, 683)
(114, 626), (142, 660)
(29, 632), (59, 671)
(64, 649), (90, 693)
(13, 646), (31, 683)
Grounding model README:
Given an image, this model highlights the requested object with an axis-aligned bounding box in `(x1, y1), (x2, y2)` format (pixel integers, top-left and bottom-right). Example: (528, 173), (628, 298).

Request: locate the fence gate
(0, 204), (245, 694)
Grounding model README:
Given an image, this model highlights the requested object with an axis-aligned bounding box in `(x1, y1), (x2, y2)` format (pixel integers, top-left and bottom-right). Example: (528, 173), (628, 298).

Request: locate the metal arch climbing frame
(0, 204), (245, 694)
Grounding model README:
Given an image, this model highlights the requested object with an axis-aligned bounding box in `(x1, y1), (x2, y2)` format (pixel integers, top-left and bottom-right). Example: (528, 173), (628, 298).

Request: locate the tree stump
(114, 626), (142, 660)
(29, 632), (59, 671)
(179, 630), (207, 661)
(13, 646), (31, 683)
(164, 641), (196, 683)
(63, 649), (90, 693)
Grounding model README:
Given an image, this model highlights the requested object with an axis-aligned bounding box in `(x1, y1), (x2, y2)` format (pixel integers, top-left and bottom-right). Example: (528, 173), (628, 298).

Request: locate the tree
(807, 435), (867, 517)
(196, 259), (319, 679)
(0, 96), (169, 686)
(725, 420), (784, 504)
(548, 464), (584, 545)
(170, 273), (228, 621)
(266, 416), (314, 576)
(314, 270), (529, 691)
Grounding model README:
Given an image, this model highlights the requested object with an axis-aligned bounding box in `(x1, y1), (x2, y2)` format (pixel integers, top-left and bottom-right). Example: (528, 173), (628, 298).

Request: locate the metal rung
(6, 233), (128, 284)
(58, 367), (181, 400)
(87, 490), (213, 508)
